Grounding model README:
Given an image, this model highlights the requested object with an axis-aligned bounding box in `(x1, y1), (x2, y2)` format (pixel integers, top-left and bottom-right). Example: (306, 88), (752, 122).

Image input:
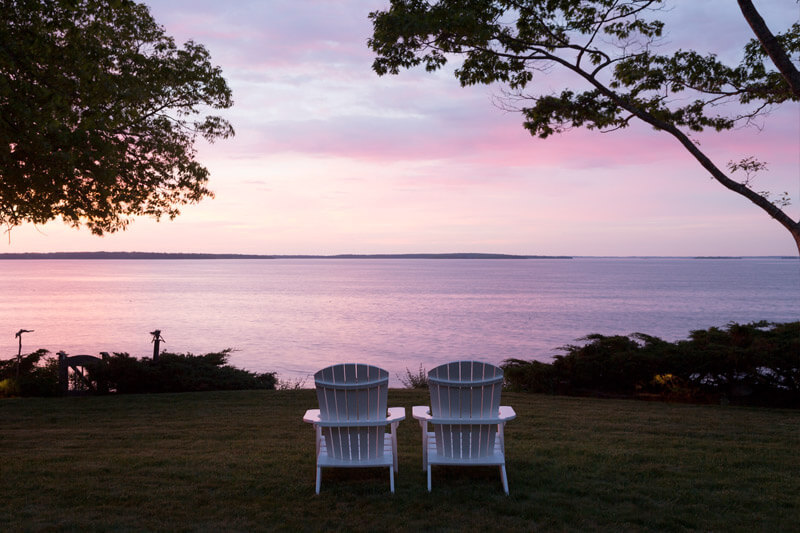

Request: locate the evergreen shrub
(502, 321), (800, 407)
(0, 349), (276, 397)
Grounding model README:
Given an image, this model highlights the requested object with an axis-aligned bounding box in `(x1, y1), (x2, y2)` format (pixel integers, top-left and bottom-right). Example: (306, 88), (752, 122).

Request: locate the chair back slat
(428, 361), (504, 459)
(314, 363), (389, 461)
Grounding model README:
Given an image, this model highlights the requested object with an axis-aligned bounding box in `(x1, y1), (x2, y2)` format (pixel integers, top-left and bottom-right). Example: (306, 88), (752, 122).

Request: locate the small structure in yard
(57, 352), (105, 394)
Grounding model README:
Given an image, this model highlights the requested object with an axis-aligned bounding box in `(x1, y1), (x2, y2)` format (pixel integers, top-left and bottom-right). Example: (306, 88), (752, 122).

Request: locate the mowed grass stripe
(2, 390), (798, 531)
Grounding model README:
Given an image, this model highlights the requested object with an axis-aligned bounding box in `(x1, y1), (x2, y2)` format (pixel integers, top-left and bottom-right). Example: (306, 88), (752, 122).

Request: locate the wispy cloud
(7, 0), (798, 255)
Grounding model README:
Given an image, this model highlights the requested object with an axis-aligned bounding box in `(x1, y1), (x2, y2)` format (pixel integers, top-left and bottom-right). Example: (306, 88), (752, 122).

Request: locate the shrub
(0, 349), (60, 397)
(276, 376), (308, 390)
(502, 359), (556, 393)
(553, 334), (654, 396)
(675, 321), (800, 406)
(398, 365), (428, 389)
(502, 321), (800, 408)
(89, 350), (276, 394)
(0, 349), (276, 396)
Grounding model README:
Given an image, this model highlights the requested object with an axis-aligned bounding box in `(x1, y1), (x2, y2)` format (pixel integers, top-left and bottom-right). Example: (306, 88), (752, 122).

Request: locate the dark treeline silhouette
(503, 321), (800, 408)
(0, 252), (275, 260)
(0, 252), (570, 260)
(0, 349), (275, 396)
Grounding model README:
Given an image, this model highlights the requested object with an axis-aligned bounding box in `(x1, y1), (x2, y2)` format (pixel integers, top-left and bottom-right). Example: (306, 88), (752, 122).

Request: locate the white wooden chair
(303, 363), (405, 494)
(412, 360), (516, 494)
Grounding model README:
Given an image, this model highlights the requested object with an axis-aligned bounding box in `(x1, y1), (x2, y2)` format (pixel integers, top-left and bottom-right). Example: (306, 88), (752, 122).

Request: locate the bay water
(1, 257), (798, 386)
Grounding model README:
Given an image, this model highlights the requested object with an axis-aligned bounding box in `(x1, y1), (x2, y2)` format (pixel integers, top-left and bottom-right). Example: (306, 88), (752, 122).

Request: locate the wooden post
(16, 334), (21, 380)
(150, 330), (164, 362)
(57, 351), (68, 394)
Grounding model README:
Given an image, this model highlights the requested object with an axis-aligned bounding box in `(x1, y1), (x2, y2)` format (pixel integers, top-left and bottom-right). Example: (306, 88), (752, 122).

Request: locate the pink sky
(6, 0), (800, 256)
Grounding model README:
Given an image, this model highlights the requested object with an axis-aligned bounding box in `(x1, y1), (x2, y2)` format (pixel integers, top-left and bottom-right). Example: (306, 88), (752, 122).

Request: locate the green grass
(2, 390), (798, 532)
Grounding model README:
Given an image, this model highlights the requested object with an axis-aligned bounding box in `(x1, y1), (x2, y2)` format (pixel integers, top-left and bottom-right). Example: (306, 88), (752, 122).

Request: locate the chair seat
(424, 431), (506, 466)
(318, 433), (395, 468)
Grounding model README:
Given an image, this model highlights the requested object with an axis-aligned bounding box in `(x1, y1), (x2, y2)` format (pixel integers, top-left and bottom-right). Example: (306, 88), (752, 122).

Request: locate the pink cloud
(218, 110), (718, 172)
(149, 0), (797, 175)
(147, 0), (383, 72)
(12, 0), (796, 256)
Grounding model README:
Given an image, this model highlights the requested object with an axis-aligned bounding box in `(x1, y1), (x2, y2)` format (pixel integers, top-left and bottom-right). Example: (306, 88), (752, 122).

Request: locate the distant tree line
(0, 349), (275, 397)
(502, 322), (800, 408)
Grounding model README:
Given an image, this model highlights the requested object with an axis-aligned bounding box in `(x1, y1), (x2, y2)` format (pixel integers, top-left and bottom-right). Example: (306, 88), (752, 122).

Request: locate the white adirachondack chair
(303, 363), (405, 494)
(412, 360), (516, 494)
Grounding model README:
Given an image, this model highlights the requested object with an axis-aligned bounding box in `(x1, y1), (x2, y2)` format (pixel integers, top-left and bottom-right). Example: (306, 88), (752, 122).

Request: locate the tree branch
(538, 50), (800, 235)
(576, 0), (617, 68)
(737, 0), (800, 98)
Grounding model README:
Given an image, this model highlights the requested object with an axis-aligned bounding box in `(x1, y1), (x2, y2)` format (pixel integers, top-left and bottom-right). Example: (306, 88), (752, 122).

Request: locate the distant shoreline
(0, 252), (795, 260)
(0, 251), (572, 260)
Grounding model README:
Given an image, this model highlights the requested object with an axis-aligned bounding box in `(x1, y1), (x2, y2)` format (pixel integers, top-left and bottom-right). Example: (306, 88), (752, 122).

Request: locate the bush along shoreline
(0, 349), (276, 397)
(3, 321), (797, 407)
(502, 321), (800, 408)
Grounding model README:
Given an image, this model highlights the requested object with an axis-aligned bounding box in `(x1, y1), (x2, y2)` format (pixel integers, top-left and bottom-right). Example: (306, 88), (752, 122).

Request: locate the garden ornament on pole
(150, 329), (164, 361)
(15, 329), (34, 380)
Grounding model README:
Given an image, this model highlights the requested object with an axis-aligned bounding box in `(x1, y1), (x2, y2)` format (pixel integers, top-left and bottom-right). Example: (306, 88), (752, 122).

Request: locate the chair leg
(391, 427), (399, 473)
(421, 427), (427, 471)
(500, 464), (509, 495)
(389, 466), (395, 494)
(427, 466), (432, 492)
(316, 466), (322, 494)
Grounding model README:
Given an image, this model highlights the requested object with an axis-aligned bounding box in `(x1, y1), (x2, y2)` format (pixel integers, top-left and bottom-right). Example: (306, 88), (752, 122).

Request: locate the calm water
(1, 258), (798, 385)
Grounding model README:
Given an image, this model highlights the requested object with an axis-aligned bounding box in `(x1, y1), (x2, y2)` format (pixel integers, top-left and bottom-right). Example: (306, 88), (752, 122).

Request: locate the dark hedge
(503, 321), (800, 407)
(0, 349), (276, 396)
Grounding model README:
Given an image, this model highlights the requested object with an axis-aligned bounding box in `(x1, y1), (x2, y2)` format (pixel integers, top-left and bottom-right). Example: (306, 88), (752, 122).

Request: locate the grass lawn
(2, 389), (798, 532)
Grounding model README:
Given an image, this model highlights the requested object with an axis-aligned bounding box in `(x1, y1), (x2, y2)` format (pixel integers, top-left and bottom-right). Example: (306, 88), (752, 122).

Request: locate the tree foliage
(0, 349), (60, 396)
(88, 350), (277, 394)
(0, 349), (276, 396)
(502, 321), (800, 407)
(0, 0), (234, 234)
(369, 0), (800, 252)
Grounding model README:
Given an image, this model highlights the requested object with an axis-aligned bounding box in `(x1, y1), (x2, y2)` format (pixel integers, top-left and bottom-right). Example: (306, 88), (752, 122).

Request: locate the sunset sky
(7, 0), (800, 256)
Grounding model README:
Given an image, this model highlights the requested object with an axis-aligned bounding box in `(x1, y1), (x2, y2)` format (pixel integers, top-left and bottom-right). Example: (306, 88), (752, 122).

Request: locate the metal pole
(150, 330), (164, 362)
(14, 329), (33, 380)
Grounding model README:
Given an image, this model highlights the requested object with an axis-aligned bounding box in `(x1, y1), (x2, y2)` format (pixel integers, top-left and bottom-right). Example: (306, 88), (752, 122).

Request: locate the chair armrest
(498, 406), (516, 422)
(412, 405), (516, 425)
(303, 408), (406, 426)
(412, 405), (432, 421)
(387, 407), (406, 423)
(303, 409), (322, 424)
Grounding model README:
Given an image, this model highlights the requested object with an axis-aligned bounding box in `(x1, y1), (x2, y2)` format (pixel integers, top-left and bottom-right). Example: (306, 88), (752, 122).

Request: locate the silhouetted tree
(1, 0), (233, 234)
(370, 0), (800, 252)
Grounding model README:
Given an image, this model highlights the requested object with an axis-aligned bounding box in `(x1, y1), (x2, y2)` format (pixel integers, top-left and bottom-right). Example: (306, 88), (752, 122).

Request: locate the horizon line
(0, 251), (797, 260)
